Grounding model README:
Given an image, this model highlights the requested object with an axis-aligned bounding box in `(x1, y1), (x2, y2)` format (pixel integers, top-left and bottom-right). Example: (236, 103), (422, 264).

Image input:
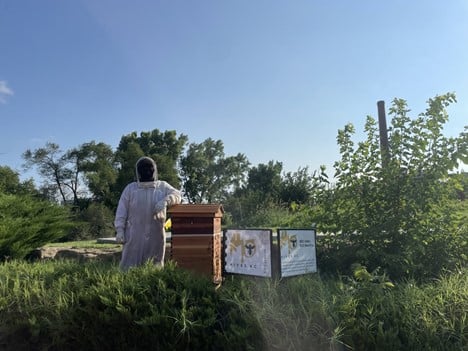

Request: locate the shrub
(0, 194), (73, 260)
(65, 202), (115, 241)
(313, 94), (468, 279)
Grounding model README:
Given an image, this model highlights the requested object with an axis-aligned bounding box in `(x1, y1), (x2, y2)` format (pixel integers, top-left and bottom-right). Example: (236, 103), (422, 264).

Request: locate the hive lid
(168, 204), (224, 217)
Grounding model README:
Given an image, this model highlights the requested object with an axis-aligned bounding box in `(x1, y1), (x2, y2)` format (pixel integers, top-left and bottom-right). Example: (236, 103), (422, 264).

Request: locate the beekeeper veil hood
(135, 156), (158, 182)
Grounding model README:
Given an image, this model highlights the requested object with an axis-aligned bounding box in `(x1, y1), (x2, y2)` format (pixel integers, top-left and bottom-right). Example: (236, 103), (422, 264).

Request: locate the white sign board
(224, 229), (272, 277)
(279, 229), (317, 277)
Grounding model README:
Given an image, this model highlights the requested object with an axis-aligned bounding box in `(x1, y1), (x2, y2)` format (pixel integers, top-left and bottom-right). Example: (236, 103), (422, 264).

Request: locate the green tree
(23, 142), (83, 205)
(280, 166), (316, 206)
(74, 141), (117, 206)
(113, 130), (188, 204)
(315, 93), (468, 279)
(179, 138), (250, 203)
(113, 140), (145, 205)
(246, 161), (283, 200)
(224, 161), (284, 226)
(0, 166), (36, 196)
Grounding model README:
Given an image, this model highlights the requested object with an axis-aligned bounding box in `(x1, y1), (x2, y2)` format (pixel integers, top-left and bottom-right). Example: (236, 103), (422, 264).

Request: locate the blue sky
(1, 0), (467, 182)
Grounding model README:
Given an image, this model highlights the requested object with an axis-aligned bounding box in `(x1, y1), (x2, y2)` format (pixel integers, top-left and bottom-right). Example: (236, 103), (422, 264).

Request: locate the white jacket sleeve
(153, 182), (182, 220)
(114, 185), (131, 234)
(164, 183), (182, 207)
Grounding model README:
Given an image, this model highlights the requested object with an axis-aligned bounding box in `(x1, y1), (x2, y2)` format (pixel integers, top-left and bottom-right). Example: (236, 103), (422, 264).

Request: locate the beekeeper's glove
(116, 230), (125, 244)
(153, 199), (167, 214)
(165, 194), (179, 207)
(155, 207), (166, 221)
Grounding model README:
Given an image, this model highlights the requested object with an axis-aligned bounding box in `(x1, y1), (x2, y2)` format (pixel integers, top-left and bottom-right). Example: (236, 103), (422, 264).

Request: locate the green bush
(312, 94), (468, 279)
(0, 194), (73, 260)
(66, 202), (116, 241)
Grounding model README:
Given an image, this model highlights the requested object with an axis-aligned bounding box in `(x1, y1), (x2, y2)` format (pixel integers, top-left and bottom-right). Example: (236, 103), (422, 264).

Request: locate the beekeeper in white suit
(114, 156), (181, 270)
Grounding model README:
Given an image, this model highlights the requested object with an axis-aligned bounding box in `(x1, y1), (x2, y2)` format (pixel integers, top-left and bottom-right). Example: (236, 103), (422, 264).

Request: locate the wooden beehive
(168, 204), (224, 283)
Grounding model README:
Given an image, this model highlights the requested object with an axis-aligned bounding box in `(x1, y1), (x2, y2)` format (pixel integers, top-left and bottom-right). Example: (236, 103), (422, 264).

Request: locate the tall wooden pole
(377, 100), (389, 168)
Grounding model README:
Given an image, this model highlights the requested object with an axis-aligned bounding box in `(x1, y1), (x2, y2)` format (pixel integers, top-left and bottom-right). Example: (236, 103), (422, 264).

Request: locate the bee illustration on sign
(229, 232), (257, 263)
(280, 232), (298, 255)
(244, 239), (256, 257)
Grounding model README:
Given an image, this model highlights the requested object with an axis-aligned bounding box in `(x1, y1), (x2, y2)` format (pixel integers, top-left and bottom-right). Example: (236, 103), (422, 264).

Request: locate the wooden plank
(176, 262), (214, 273)
(172, 243), (213, 250)
(173, 258), (214, 265)
(172, 235), (216, 246)
(171, 257), (222, 283)
(172, 245), (213, 250)
(168, 204), (224, 218)
(171, 234), (220, 259)
(171, 253), (221, 260)
(172, 255), (216, 262)
(172, 252), (212, 259)
(172, 217), (218, 225)
(172, 245), (213, 252)
(171, 233), (218, 238)
(171, 217), (221, 235)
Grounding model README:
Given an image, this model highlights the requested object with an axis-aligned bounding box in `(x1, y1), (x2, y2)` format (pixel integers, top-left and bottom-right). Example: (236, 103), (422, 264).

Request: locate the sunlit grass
(0, 259), (466, 350)
(44, 239), (120, 249)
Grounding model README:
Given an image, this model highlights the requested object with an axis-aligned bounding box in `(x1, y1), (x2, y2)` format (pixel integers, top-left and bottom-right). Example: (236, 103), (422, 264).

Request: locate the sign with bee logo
(224, 229), (273, 277)
(278, 229), (317, 277)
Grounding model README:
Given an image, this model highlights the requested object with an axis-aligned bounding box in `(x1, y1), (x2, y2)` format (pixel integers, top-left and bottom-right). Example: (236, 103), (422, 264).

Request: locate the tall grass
(0, 260), (261, 351)
(327, 266), (467, 350)
(393, 270), (467, 349)
(0, 260), (466, 350)
(224, 275), (345, 350)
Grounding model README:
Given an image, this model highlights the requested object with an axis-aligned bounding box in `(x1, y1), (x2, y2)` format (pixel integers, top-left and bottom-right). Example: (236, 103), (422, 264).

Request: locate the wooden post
(377, 100), (390, 168)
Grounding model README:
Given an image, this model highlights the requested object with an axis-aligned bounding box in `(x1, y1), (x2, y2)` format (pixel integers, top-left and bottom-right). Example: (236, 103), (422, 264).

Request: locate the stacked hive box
(168, 204), (224, 283)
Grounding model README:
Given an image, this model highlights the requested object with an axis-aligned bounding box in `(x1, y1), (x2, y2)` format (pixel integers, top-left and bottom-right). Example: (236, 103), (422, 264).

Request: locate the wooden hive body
(168, 204), (224, 283)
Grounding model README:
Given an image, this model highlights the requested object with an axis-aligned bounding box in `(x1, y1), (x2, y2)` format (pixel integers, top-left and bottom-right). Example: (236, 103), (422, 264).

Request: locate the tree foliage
(280, 166), (317, 206)
(0, 166), (36, 196)
(224, 161), (281, 226)
(75, 141), (117, 206)
(7, 106), (466, 276)
(23, 142), (83, 204)
(179, 138), (250, 203)
(113, 129), (188, 204)
(223, 162), (326, 227)
(246, 161), (283, 200)
(115, 129), (188, 185)
(315, 93), (468, 278)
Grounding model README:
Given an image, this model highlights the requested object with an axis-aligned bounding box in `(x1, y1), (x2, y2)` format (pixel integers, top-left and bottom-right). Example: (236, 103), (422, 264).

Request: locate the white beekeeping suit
(114, 156), (181, 270)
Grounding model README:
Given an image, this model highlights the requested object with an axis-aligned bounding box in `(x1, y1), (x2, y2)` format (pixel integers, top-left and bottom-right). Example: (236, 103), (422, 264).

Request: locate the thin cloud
(0, 80), (14, 104)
